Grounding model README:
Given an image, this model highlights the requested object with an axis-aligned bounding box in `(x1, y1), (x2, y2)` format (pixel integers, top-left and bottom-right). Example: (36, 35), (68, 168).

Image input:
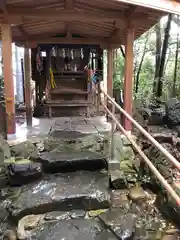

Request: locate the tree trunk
(172, 32), (179, 96)
(135, 33), (149, 93)
(156, 14), (172, 97)
(153, 23), (162, 93)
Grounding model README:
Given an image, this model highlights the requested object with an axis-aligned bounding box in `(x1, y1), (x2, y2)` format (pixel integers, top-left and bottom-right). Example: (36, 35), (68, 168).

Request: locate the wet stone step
(30, 219), (118, 240)
(38, 151), (108, 173)
(9, 171), (110, 220)
(98, 208), (136, 240)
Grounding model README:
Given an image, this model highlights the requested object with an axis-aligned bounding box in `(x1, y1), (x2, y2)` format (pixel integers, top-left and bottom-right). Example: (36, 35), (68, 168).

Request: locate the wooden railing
(100, 88), (180, 206)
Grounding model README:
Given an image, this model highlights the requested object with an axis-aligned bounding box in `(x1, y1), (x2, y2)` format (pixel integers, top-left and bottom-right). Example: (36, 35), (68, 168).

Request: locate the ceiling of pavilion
(0, 0), (168, 46)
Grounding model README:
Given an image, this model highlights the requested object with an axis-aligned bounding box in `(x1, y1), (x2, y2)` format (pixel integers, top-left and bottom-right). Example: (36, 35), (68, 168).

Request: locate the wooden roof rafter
(1, 0), (180, 46)
(64, 0), (73, 40)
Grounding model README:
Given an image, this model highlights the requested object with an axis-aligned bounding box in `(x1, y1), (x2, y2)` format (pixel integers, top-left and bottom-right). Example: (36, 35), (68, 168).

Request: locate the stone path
(2, 116), (179, 239)
(8, 116), (111, 144)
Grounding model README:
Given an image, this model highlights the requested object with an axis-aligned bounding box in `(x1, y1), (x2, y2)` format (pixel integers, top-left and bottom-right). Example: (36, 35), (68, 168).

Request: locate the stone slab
(99, 208), (136, 239)
(39, 151), (108, 173)
(9, 171), (110, 220)
(30, 219), (118, 240)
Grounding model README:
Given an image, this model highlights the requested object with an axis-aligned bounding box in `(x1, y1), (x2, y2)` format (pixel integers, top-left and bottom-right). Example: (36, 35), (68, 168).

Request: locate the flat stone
(99, 208), (136, 239)
(30, 219), (118, 240)
(43, 133), (110, 156)
(7, 159), (42, 186)
(111, 190), (129, 208)
(10, 141), (38, 159)
(128, 186), (147, 202)
(44, 210), (86, 221)
(152, 133), (173, 144)
(9, 171), (110, 220)
(49, 130), (90, 139)
(38, 151), (108, 173)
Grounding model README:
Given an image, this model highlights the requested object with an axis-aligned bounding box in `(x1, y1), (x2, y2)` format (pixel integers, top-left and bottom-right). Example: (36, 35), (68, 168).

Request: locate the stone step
(28, 219), (118, 240)
(38, 151), (108, 173)
(9, 171), (110, 220)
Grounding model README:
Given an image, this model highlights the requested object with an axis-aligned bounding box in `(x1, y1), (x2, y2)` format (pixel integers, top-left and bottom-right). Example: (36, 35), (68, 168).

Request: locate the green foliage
(113, 51), (124, 90)
(111, 16), (180, 103)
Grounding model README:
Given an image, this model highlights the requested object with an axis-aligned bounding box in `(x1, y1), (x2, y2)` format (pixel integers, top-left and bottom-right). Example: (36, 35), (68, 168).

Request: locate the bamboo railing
(100, 88), (180, 206)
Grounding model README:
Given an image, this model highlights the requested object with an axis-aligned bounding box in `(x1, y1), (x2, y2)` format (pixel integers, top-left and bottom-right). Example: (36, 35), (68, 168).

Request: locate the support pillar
(124, 24), (134, 131)
(107, 48), (113, 98)
(24, 47), (32, 126)
(1, 24), (16, 135)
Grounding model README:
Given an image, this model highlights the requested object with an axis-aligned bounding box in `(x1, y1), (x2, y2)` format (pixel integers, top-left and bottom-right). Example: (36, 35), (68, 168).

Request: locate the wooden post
(24, 47), (32, 126)
(1, 24), (16, 135)
(124, 24), (134, 131)
(107, 48), (113, 98)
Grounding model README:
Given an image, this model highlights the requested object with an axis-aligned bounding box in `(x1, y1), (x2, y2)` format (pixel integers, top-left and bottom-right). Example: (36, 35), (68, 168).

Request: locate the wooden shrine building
(1, 0), (180, 135)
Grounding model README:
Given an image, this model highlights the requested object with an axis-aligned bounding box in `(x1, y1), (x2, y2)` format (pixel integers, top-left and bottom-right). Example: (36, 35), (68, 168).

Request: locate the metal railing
(100, 88), (180, 206)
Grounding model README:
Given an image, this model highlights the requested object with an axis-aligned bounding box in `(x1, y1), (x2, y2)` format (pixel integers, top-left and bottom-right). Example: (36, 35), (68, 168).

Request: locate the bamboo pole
(102, 101), (180, 206)
(101, 88), (180, 170)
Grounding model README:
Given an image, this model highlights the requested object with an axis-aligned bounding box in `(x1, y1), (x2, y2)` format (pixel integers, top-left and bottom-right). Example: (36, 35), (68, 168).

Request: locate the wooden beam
(115, 0), (180, 15)
(64, 0), (73, 39)
(0, 16), (22, 24)
(16, 25), (29, 41)
(64, 0), (73, 9)
(13, 36), (109, 45)
(24, 47), (32, 126)
(0, 0), (7, 12)
(1, 23), (16, 135)
(125, 5), (138, 18)
(0, 0), (9, 22)
(124, 23), (134, 131)
(3, 8), (126, 26)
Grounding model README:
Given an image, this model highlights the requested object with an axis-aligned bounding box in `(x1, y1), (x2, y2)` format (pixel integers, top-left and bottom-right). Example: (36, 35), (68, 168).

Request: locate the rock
(44, 131), (110, 156)
(4, 230), (17, 240)
(111, 190), (130, 208)
(9, 171), (110, 220)
(0, 166), (8, 189)
(11, 141), (38, 159)
(0, 200), (10, 221)
(29, 219), (118, 240)
(38, 151), (108, 173)
(156, 185), (180, 225)
(44, 210), (86, 221)
(128, 186), (147, 202)
(152, 133), (173, 144)
(144, 143), (175, 190)
(161, 234), (179, 240)
(7, 159), (42, 186)
(138, 107), (152, 120)
(35, 141), (44, 152)
(148, 107), (165, 125)
(17, 214), (45, 239)
(98, 208), (136, 239)
(134, 208), (166, 240)
(165, 98), (180, 126)
(109, 170), (127, 189)
(0, 134), (11, 161)
(133, 108), (149, 130)
(88, 209), (108, 218)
